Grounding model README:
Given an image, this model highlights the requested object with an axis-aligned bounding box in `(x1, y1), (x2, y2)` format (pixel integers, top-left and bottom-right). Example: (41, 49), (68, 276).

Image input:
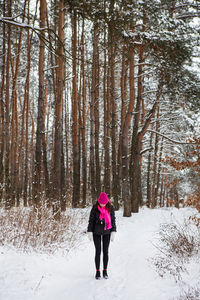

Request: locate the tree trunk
(117, 44), (128, 209)
(23, 26), (31, 206)
(131, 84), (162, 213)
(151, 104), (160, 208)
(109, 26), (118, 208)
(122, 45), (135, 217)
(33, 0), (47, 208)
(10, 1), (27, 207)
(90, 23), (97, 203)
(103, 27), (110, 197)
(155, 136), (164, 207)
(80, 17), (87, 207)
(146, 130), (153, 207)
(72, 9), (80, 207)
(160, 168), (165, 207)
(0, 0), (6, 203)
(130, 45), (144, 213)
(64, 88), (70, 200)
(93, 23), (101, 198)
(5, 0), (12, 208)
(52, 0), (65, 216)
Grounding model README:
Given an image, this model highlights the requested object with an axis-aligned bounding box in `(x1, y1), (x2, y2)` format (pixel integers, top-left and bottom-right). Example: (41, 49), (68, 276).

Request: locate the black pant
(93, 233), (111, 270)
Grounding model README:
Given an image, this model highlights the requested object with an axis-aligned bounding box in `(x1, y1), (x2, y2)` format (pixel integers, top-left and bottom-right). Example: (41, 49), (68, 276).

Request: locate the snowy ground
(0, 207), (199, 300)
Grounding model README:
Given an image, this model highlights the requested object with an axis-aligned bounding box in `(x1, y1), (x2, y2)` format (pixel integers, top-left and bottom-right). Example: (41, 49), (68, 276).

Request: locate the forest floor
(0, 206), (200, 300)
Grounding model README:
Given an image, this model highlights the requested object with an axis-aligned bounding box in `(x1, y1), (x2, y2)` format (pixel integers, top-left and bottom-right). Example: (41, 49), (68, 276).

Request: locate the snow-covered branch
(174, 3), (200, 10)
(44, 65), (58, 72)
(177, 13), (200, 19)
(147, 130), (194, 145)
(140, 147), (153, 155)
(142, 89), (158, 96)
(0, 17), (48, 32)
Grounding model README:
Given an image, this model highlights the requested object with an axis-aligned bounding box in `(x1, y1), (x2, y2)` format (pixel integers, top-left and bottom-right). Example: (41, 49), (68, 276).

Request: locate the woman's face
(99, 203), (106, 207)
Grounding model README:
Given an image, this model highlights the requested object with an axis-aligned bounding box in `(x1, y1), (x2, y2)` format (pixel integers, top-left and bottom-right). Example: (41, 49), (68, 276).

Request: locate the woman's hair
(94, 200), (112, 213)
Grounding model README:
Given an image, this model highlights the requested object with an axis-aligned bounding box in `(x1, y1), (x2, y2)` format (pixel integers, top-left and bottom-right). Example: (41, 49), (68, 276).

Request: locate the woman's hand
(111, 231), (116, 242)
(87, 232), (93, 242)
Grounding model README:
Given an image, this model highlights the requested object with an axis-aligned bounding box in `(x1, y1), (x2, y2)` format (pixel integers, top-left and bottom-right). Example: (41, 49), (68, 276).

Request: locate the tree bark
(80, 16), (87, 206)
(108, 19), (118, 209)
(72, 9), (80, 207)
(130, 45), (144, 213)
(5, 0), (12, 208)
(103, 25), (110, 197)
(152, 104), (160, 208)
(156, 136), (164, 205)
(90, 23), (97, 203)
(146, 129), (153, 207)
(33, 0), (47, 208)
(52, 0), (65, 215)
(0, 0), (6, 203)
(117, 44), (128, 204)
(10, 1), (27, 207)
(130, 83), (162, 213)
(122, 45), (135, 217)
(93, 22), (101, 199)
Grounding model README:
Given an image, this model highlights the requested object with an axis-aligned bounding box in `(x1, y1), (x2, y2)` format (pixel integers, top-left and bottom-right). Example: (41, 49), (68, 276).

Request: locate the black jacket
(87, 204), (117, 235)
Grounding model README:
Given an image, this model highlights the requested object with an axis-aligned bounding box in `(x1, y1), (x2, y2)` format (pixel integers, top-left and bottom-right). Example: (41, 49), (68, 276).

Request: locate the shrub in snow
(173, 285), (200, 300)
(0, 206), (88, 254)
(158, 222), (199, 258)
(151, 215), (200, 282)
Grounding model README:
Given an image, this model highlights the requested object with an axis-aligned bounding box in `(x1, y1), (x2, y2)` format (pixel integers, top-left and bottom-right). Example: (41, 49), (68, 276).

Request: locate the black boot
(103, 269), (108, 279)
(95, 270), (101, 280)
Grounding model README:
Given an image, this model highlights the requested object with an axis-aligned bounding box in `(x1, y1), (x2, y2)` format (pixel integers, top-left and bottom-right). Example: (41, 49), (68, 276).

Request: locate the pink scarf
(98, 205), (112, 230)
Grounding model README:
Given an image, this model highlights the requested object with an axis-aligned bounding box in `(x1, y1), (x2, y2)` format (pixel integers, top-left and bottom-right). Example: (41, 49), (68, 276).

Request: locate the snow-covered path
(0, 208), (195, 300)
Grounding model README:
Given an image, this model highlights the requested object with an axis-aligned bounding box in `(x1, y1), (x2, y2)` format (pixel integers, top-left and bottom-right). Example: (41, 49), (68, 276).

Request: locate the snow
(0, 207), (199, 300)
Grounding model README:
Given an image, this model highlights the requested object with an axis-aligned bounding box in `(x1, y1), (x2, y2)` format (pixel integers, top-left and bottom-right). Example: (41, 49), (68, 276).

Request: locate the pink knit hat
(98, 192), (109, 205)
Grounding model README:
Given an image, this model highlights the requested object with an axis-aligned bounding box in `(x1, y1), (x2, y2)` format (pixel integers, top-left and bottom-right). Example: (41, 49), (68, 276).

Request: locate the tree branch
(147, 130), (195, 145)
(138, 83), (162, 140)
(0, 17), (48, 32)
(140, 147), (153, 155)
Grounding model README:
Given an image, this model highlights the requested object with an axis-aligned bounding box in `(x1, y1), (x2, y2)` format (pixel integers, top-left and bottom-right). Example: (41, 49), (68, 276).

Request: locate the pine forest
(1, 0), (199, 216)
(1, 1), (200, 299)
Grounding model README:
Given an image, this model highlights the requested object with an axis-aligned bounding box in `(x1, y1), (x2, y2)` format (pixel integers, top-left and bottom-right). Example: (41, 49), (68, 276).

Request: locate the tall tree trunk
(117, 44), (128, 209)
(10, 1), (27, 207)
(72, 9), (80, 207)
(80, 17), (87, 206)
(64, 88), (70, 198)
(156, 136), (164, 205)
(160, 167), (165, 207)
(131, 84), (162, 213)
(0, 0), (6, 203)
(103, 26), (110, 197)
(23, 0), (39, 206)
(152, 104), (160, 208)
(130, 45), (144, 213)
(146, 129), (153, 207)
(93, 22), (101, 198)
(52, 0), (65, 216)
(129, 14), (146, 213)
(5, 0), (12, 208)
(122, 45), (135, 217)
(109, 26), (118, 208)
(33, 0), (47, 208)
(90, 24), (96, 203)
(130, 135), (141, 213)
(23, 24), (31, 206)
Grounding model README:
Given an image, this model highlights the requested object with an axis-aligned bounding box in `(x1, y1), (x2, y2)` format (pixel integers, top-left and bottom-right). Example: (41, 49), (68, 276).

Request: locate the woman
(87, 192), (117, 280)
